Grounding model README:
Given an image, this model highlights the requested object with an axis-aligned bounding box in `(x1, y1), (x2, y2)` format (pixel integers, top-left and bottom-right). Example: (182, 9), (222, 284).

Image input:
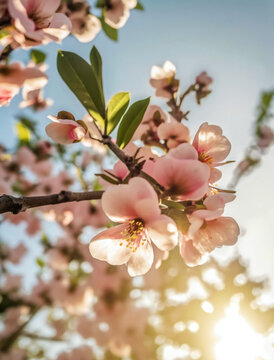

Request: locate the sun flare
(215, 296), (265, 360)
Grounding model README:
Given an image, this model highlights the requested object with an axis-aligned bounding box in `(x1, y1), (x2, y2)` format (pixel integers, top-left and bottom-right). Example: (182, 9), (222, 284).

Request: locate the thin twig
(0, 190), (104, 215)
(21, 331), (64, 342)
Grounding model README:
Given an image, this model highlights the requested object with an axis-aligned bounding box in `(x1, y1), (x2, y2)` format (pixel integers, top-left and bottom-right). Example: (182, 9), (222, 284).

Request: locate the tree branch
(21, 331), (64, 342)
(0, 190), (104, 215)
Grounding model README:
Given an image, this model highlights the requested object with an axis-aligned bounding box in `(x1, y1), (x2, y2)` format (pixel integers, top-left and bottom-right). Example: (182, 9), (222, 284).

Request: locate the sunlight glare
(215, 296), (265, 360)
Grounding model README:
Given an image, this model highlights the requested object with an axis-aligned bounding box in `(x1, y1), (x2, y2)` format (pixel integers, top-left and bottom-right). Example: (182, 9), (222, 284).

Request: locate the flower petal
(102, 177), (159, 222)
(152, 156), (210, 201)
(127, 240), (154, 276)
(46, 123), (74, 144)
(168, 142), (198, 160)
(192, 216), (240, 254)
(180, 237), (204, 267)
(209, 168), (222, 183)
(193, 122), (231, 162)
(89, 223), (131, 265)
(147, 214), (178, 251)
(134, 198), (160, 223)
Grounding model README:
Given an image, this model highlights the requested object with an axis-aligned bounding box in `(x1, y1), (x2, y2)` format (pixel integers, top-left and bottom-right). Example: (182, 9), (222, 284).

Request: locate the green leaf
(0, 29), (10, 40)
(16, 122), (31, 143)
(107, 92), (130, 134)
(96, 0), (105, 7)
(30, 49), (46, 64)
(36, 258), (45, 268)
(95, 173), (119, 185)
(57, 50), (105, 128)
(162, 199), (185, 211)
(135, 2), (144, 10)
(18, 117), (36, 133)
(101, 17), (118, 41)
(90, 46), (104, 106)
(164, 208), (190, 234)
(116, 97), (150, 148)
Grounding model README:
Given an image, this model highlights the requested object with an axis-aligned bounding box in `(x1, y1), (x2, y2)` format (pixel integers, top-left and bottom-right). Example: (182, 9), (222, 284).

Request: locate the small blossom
(59, 0), (101, 42)
(7, 0), (71, 47)
(195, 71), (213, 104)
(46, 115), (87, 145)
(105, 0), (137, 29)
(133, 105), (167, 144)
(150, 60), (179, 98)
(157, 118), (190, 149)
(193, 122), (231, 183)
(180, 192), (239, 266)
(89, 177), (178, 276)
(148, 145), (210, 201)
(0, 62), (48, 107)
(19, 88), (52, 110)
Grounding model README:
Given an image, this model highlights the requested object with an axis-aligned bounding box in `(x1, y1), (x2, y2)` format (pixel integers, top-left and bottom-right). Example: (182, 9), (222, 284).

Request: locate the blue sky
(1, 0), (274, 296)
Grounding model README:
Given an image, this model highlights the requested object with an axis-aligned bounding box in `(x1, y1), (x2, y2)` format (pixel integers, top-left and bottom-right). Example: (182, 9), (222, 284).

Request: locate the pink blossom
(148, 152), (210, 201)
(180, 193), (239, 266)
(193, 122), (231, 183)
(105, 0), (137, 29)
(19, 88), (53, 110)
(196, 71), (212, 89)
(89, 177), (178, 276)
(7, 0), (71, 47)
(71, 13), (101, 42)
(157, 119), (190, 149)
(150, 61), (179, 98)
(257, 124), (274, 148)
(190, 192), (236, 224)
(46, 115), (87, 145)
(0, 62), (48, 107)
(189, 217), (239, 260)
(195, 71), (213, 104)
(59, 0), (101, 42)
(132, 105), (167, 142)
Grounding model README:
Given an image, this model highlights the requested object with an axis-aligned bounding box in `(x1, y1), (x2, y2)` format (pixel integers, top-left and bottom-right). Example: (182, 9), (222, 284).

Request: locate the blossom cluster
(0, 0), (139, 56)
(43, 60), (240, 277)
(0, 5), (244, 354)
(0, 0), (141, 109)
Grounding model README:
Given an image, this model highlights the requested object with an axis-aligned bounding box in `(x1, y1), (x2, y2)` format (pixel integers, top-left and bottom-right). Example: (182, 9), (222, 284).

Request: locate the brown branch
(0, 190), (104, 215)
(21, 331), (64, 342)
(102, 135), (129, 163)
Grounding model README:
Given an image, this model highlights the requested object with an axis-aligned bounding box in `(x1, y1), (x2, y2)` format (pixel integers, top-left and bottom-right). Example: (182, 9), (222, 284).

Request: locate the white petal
(147, 214), (178, 251)
(127, 241), (154, 276)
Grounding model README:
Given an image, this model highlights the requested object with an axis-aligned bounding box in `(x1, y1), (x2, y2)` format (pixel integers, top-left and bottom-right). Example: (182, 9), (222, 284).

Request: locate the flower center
(120, 218), (146, 253)
(199, 152), (214, 165)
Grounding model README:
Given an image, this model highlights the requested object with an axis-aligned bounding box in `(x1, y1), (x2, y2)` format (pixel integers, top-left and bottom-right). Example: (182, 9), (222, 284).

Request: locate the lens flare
(214, 296), (265, 360)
